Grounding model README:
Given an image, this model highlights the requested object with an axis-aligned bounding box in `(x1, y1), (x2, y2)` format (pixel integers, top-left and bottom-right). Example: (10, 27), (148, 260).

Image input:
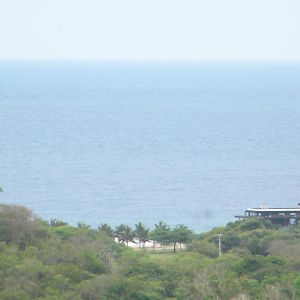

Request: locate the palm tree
(134, 222), (149, 248)
(98, 223), (114, 238)
(115, 224), (126, 242)
(154, 221), (169, 231)
(150, 221), (170, 249)
(122, 225), (134, 246)
(77, 222), (91, 229)
(50, 218), (67, 227)
(115, 224), (134, 246)
(175, 224), (189, 230)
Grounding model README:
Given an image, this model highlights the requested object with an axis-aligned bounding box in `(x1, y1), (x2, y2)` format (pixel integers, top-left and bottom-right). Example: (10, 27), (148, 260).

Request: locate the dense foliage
(1, 204), (300, 299)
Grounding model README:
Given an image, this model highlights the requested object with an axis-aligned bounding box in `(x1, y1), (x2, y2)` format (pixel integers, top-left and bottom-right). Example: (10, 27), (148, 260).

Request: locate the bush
(54, 263), (94, 284)
(82, 251), (106, 274)
(187, 241), (219, 258)
(239, 219), (265, 231)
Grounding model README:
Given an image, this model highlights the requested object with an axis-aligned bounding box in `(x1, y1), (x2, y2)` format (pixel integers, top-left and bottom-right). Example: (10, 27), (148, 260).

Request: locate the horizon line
(1, 58), (300, 63)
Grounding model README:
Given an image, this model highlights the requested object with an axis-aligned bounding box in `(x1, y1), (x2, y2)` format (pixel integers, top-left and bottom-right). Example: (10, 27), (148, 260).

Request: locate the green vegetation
(1, 205), (300, 299)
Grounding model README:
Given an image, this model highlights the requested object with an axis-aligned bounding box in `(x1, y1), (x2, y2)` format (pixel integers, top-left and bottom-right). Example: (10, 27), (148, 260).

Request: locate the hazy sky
(0, 0), (300, 60)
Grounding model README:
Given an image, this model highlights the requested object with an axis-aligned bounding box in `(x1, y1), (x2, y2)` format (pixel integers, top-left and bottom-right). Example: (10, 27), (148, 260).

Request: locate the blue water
(1, 61), (300, 232)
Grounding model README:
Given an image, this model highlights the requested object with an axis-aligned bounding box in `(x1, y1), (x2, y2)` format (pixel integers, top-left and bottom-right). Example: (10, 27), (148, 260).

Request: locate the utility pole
(218, 233), (223, 257)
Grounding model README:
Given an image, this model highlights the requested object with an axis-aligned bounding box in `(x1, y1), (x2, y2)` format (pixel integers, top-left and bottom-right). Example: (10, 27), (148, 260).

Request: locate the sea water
(1, 61), (300, 231)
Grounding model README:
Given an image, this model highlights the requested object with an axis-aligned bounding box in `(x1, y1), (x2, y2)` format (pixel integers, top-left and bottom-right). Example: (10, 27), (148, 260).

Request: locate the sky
(0, 0), (300, 60)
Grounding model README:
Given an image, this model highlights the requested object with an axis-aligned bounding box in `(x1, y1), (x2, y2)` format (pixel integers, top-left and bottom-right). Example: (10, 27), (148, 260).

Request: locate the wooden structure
(235, 207), (300, 226)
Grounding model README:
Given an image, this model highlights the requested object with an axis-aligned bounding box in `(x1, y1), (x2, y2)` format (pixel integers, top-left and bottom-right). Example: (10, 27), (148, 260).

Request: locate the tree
(0, 204), (43, 249)
(50, 218), (67, 227)
(154, 221), (169, 231)
(187, 240), (219, 258)
(134, 222), (149, 248)
(114, 224), (126, 242)
(98, 223), (114, 238)
(150, 223), (193, 253)
(115, 224), (134, 246)
(77, 222), (91, 229)
(294, 275), (300, 299)
(173, 224), (193, 249)
(167, 225), (193, 253)
(149, 221), (171, 249)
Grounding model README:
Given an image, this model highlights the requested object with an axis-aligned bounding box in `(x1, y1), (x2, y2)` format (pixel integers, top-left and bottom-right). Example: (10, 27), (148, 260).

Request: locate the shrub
(239, 219), (264, 231)
(187, 241), (219, 258)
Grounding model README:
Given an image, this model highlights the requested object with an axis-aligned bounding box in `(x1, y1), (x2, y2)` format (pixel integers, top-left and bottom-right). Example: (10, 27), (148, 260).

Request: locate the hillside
(1, 204), (300, 299)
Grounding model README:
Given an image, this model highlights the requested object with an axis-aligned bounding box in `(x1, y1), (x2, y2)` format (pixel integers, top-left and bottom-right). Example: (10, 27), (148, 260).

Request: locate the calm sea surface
(1, 61), (300, 231)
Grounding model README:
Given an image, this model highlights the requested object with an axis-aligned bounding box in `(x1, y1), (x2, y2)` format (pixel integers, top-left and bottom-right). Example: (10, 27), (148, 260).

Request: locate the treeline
(51, 219), (193, 252)
(98, 221), (193, 252)
(2, 204), (300, 299)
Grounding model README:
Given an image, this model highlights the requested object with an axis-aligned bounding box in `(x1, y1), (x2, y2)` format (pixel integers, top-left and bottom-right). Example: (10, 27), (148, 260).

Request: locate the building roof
(246, 208), (300, 213)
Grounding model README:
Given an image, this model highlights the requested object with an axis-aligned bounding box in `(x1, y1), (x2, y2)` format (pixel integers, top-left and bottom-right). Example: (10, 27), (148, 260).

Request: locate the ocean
(1, 61), (300, 231)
